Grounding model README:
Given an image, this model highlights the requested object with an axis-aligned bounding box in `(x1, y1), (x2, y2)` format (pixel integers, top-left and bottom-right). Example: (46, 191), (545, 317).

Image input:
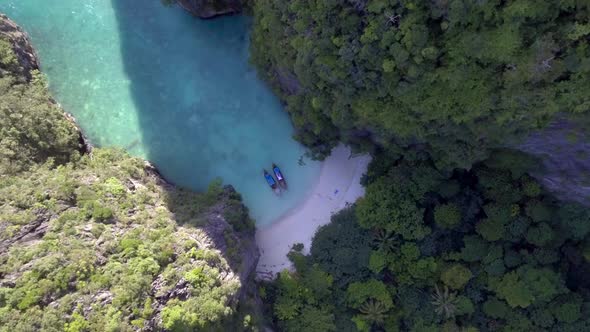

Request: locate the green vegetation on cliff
(263, 151), (590, 331)
(251, 0), (590, 168)
(0, 37), (80, 175)
(1, 149), (253, 331)
(0, 22), (258, 332)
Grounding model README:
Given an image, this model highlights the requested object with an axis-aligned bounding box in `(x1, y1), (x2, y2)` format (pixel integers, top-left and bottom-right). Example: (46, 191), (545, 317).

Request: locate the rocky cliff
(0, 14), (260, 331)
(175, 0), (243, 19)
(0, 13), (38, 79)
(518, 118), (590, 206)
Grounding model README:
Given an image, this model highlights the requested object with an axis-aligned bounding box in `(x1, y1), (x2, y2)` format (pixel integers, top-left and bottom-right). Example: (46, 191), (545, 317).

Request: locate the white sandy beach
(255, 144), (371, 279)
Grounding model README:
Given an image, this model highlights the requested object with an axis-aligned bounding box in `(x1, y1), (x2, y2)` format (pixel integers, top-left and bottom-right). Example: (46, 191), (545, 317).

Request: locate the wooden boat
(272, 163), (287, 190)
(263, 169), (281, 195)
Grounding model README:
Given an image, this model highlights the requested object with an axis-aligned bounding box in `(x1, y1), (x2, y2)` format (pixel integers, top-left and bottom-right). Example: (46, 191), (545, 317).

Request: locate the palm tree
(431, 285), (458, 319)
(373, 229), (397, 253)
(359, 299), (388, 326)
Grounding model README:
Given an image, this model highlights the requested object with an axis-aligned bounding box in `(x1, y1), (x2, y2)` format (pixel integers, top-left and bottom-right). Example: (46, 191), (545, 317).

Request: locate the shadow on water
(109, 0), (253, 189)
(109, 2), (260, 311)
(108, 0), (320, 227)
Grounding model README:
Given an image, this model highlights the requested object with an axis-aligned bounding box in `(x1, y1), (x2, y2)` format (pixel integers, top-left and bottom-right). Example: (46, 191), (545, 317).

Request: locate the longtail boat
(272, 163), (287, 190)
(263, 169), (281, 195)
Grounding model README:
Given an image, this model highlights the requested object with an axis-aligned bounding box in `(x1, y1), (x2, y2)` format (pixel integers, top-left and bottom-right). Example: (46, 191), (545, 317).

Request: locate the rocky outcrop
(176, 0), (243, 19)
(202, 186), (259, 294)
(275, 67), (302, 96)
(0, 13), (91, 154)
(518, 118), (590, 206)
(0, 13), (39, 80)
(147, 185), (260, 328)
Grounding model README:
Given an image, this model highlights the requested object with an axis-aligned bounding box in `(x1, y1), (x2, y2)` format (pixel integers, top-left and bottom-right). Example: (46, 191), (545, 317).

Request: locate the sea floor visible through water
(1, 0), (320, 226)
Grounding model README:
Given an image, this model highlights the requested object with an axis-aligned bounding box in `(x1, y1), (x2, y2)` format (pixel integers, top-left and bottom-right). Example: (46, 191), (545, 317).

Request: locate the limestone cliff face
(176, 0), (243, 19)
(518, 118), (590, 206)
(202, 186), (260, 294)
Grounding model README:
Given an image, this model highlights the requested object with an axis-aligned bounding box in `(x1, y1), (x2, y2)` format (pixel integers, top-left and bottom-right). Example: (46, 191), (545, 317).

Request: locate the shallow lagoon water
(1, 0), (320, 226)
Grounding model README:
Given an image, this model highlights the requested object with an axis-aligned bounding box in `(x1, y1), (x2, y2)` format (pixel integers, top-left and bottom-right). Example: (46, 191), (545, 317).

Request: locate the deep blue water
(0, 0), (320, 225)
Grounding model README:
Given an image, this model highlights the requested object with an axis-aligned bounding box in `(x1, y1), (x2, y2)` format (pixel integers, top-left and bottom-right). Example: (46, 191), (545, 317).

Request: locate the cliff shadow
(109, 0), (253, 191)
(109, 0), (259, 285)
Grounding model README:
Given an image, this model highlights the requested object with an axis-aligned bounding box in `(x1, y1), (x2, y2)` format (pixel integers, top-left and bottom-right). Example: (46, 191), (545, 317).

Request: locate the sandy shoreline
(255, 144), (371, 279)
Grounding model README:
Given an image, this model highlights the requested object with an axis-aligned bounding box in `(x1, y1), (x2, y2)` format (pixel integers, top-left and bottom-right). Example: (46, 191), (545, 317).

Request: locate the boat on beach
(263, 169), (281, 195)
(272, 163), (287, 190)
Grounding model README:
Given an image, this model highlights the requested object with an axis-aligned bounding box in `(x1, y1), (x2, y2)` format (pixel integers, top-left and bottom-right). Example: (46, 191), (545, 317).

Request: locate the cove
(1, 0), (320, 226)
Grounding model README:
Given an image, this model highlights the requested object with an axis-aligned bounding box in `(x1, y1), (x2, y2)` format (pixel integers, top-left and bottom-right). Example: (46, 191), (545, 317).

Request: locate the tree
(441, 264), (472, 290)
(482, 297), (510, 319)
(459, 236), (489, 262)
(310, 208), (372, 286)
(284, 306), (336, 332)
(356, 179), (428, 240)
(356, 163), (440, 240)
(358, 299), (389, 326)
(525, 200), (552, 223)
(551, 296), (582, 324)
(492, 266), (566, 308)
(431, 285), (458, 319)
(493, 271), (534, 308)
(346, 279), (393, 310)
(455, 296), (475, 316)
(558, 203), (590, 240)
(272, 269), (337, 332)
(525, 222), (554, 247)
(476, 218), (506, 242)
(274, 272), (304, 320)
(434, 203), (462, 229)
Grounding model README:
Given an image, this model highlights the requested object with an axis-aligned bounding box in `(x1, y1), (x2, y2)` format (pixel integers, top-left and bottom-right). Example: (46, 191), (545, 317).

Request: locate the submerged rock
(175, 0), (243, 19)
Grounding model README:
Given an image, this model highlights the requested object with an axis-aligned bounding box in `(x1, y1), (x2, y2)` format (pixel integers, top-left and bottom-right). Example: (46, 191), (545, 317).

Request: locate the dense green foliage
(254, 4), (590, 327)
(263, 151), (590, 331)
(0, 30), (258, 331)
(251, 0), (590, 167)
(0, 36), (80, 175)
(5, 1), (590, 330)
(0, 149), (253, 331)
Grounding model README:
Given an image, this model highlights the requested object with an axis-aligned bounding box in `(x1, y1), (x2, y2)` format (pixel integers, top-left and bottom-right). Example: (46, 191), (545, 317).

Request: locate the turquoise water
(1, 0), (320, 226)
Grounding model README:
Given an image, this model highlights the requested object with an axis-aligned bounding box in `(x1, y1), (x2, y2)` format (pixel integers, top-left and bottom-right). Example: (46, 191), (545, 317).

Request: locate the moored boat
(263, 169), (281, 195)
(272, 163), (287, 190)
